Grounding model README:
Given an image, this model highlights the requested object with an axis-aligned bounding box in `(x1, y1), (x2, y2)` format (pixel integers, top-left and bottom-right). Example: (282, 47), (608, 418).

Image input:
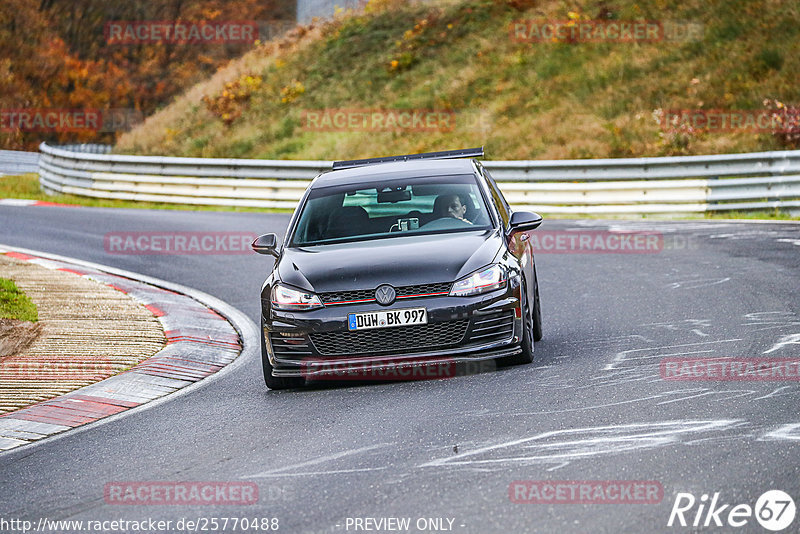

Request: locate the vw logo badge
(375, 285), (396, 306)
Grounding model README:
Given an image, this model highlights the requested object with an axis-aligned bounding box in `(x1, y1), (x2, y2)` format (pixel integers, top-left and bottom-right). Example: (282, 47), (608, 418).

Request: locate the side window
(482, 168), (511, 228)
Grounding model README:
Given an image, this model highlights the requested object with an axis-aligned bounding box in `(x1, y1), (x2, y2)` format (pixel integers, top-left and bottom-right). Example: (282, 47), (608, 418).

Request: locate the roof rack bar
(332, 147), (484, 171)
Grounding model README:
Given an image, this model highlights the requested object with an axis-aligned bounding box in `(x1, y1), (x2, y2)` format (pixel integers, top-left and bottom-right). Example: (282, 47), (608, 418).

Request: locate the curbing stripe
(0, 199), (38, 206)
(5, 251), (35, 260)
(0, 198), (80, 207)
(0, 245), (257, 455)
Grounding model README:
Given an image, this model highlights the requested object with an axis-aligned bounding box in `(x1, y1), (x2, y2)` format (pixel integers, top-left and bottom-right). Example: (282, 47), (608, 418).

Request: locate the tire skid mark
(603, 339), (743, 371)
(244, 443), (394, 478)
(760, 423), (800, 441)
(418, 420), (746, 469)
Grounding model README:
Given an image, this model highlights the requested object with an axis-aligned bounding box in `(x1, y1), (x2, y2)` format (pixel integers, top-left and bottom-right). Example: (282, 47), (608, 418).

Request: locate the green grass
(115, 0), (799, 161)
(0, 278), (38, 322)
(702, 209), (800, 221)
(0, 174), (289, 213)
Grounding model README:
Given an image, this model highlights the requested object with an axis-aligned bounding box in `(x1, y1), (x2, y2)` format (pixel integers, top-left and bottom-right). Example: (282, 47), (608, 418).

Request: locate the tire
(498, 280), (534, 367)
(531, 270), (543, 342)
(261, 322), (305, 390)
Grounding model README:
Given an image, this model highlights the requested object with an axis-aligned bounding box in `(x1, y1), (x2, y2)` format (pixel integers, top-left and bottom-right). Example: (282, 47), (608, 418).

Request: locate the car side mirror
(252, 233), (279, 257)
(508, 211), (543, 232)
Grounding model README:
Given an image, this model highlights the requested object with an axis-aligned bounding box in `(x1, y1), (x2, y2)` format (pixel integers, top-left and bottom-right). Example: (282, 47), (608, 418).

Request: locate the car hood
(278, 229), (503, 293)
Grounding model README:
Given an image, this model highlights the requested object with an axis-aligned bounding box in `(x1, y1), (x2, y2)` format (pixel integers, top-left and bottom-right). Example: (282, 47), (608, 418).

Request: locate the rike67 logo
(668, 490), (796, 531)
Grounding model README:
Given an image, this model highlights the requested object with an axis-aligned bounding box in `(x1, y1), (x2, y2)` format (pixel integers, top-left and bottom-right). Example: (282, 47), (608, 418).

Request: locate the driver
(438, 194), (472, 224)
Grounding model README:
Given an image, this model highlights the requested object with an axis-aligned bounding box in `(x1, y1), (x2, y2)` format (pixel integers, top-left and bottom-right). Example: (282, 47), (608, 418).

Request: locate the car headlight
(449, 264), (507, 297)
(271, 283), (323, 311)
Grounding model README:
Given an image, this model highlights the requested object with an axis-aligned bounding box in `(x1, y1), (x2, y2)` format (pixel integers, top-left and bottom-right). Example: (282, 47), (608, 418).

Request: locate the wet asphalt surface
(1, 205), (799, 533)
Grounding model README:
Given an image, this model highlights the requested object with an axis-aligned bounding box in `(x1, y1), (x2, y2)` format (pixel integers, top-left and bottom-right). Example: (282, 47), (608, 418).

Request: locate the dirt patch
(0, 318), (42, 359)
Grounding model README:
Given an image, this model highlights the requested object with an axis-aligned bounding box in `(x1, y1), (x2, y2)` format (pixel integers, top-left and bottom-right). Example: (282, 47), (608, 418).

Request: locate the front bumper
(263, 286), (523, 378)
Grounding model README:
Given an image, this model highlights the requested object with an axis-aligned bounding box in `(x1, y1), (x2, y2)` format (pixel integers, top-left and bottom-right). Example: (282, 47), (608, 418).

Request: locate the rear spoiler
(332, 147), (484, 171)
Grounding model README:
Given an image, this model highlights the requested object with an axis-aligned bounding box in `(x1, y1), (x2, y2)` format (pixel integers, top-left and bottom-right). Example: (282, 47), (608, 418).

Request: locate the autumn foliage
(0, 0), (293, 150)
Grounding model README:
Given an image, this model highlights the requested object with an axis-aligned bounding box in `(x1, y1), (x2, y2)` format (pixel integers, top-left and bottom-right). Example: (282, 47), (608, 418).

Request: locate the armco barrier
(38, 143), (800, 214)
(0, 149), (40, 176)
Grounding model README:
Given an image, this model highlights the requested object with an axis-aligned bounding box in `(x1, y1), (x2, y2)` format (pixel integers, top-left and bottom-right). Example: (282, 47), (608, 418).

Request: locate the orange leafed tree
(0, 0), (294, 150)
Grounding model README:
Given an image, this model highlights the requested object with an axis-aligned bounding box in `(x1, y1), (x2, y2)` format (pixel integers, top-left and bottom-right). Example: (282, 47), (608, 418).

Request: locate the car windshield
(290, 174), (493, 246)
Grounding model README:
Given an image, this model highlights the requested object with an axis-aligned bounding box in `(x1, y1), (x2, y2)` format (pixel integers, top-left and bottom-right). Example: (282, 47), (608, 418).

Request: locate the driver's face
(447, 197), (466, 219)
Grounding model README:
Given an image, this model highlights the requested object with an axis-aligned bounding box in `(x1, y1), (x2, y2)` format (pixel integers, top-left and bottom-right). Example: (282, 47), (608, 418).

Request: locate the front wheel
(497, 282), (534, 367)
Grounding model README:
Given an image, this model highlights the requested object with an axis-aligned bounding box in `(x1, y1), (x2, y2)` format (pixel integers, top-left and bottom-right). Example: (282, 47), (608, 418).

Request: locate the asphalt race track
(1, 205), (799, 533)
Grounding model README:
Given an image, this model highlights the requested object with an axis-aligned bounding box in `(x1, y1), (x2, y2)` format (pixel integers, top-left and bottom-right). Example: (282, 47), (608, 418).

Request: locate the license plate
(348, 308), (427, 331)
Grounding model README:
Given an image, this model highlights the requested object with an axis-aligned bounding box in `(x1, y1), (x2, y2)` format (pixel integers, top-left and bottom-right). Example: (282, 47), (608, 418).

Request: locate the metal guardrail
(0, 150), (40, 176)
(54, 143), (112, 155)
(38, 142), (800, 214)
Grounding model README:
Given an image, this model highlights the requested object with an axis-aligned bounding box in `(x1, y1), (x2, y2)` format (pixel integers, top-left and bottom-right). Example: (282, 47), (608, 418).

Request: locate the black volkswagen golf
(252, 148), (543, 389)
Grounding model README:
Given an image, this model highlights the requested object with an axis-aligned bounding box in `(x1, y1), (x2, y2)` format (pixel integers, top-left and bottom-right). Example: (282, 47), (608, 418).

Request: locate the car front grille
(310, 320), (468, 356)
(319, 288), (375, 305)
(466, 310), (515, 345)
(396, 282), (453, 298)
(320, 282), (452, 305)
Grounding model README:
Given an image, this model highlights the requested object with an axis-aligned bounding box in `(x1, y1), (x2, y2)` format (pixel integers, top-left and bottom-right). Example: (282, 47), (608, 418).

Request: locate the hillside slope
(116, 0), (800, 160)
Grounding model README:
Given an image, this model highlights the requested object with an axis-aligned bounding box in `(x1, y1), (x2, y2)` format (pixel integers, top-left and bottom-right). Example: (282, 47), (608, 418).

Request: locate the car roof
(311, 158), (479, 189)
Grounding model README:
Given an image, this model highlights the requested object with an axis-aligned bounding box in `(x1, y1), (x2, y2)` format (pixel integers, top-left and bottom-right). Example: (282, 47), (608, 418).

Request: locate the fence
(38, 143), (800, 214)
